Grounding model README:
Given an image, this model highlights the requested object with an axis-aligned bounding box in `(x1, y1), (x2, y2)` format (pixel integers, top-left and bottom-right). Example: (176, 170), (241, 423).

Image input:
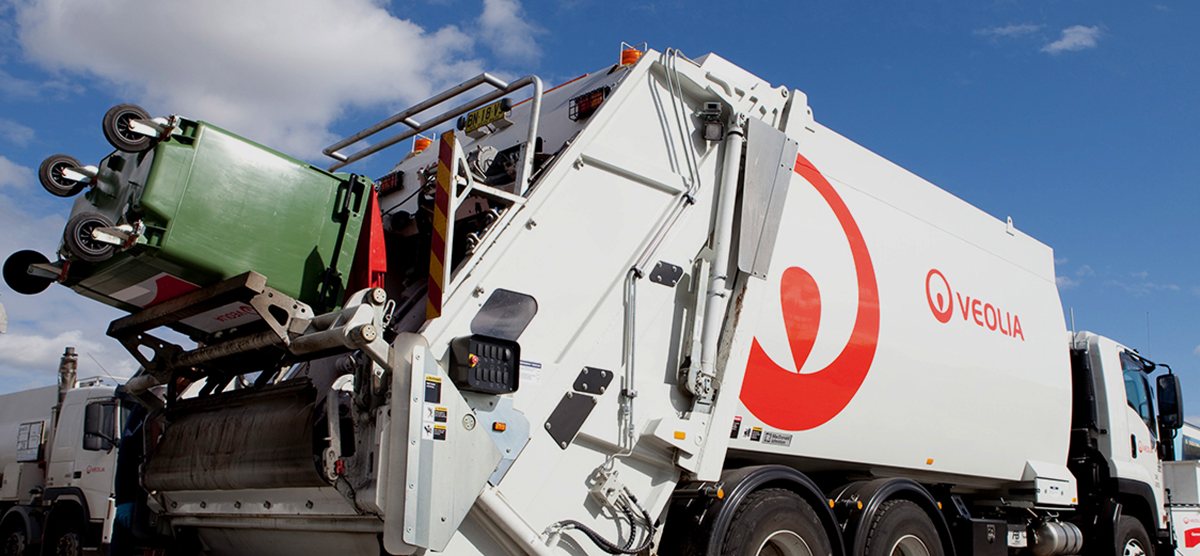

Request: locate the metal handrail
(324, 73), (544, 178)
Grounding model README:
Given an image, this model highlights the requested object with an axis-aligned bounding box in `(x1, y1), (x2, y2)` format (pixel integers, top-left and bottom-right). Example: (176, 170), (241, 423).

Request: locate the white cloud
(1104, 280), (1180, 296)
(1195, 345), (1200, 357)
(974, 23), (1042, 38)
(0, 196), (142, 393)
(1054, 257), (1068, 265)
(0, 156), (33, 189)
(1056, 276), (1079, 289)
(10, 0), (536, 159)
(0, 118), (35, 146)
(478, 0), (544, 63)
(1042, 25), (1104, 54)
(1076, 265), (1094, 277)
(1131, 270), (1150, 279)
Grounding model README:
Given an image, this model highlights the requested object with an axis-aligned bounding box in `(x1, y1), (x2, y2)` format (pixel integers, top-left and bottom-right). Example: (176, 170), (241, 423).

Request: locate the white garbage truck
(0, 348), (130, 556)
(3, 46), (1192, 556)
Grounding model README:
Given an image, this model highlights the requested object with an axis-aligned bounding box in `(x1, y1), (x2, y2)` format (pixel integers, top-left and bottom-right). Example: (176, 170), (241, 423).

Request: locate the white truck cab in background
(0, 348), (128, 556)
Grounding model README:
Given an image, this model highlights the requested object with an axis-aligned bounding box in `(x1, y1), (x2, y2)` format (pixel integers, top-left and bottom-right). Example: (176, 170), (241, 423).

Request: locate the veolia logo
(740, 154), (880, 431)
(925, 268), (1024, 341)
(926, 269), (953, 323)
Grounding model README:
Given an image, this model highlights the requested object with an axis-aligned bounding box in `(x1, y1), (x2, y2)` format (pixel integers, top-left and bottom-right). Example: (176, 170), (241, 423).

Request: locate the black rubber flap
(544, 391), (597, 450)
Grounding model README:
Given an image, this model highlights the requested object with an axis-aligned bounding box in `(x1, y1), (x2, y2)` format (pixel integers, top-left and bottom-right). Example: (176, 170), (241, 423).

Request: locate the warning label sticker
(750, 427), (763, 442)
(424, 376), (442, 404)
(423, 404), (448, 423)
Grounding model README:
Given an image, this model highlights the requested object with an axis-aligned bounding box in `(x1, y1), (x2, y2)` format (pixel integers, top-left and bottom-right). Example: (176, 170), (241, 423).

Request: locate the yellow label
(463, 100), (509, 133)
(425, 375), (442, 383)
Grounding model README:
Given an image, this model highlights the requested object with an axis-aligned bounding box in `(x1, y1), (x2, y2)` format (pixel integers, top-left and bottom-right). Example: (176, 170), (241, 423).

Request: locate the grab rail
(324, 72), (544, 190)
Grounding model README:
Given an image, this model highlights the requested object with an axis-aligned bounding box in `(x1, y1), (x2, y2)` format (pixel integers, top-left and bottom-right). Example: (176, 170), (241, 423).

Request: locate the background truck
(0, 347), (129, 556)
(3, 46), (1193, 556)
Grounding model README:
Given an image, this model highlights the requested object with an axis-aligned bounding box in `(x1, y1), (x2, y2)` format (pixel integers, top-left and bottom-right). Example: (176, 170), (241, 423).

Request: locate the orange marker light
(493, 422), (506, 432)
(413, 137), (433, 153)
(926, 458), (934, 465)
(716, 489), (724, 499)
(674, 431), (686, 440)
(620, 49), (642, 66)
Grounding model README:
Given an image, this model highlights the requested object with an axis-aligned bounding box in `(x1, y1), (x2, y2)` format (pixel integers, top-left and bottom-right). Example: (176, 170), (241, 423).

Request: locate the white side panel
(0, 385), (56, 471)
(729, 122), (1071, 488)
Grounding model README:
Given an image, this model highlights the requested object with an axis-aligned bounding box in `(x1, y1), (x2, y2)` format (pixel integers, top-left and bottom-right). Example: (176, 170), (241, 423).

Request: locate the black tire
(3, 250), (53, 295)
(38, 154), (86, 197)
(47, 528), (80, 556)
(102, 103), (153, 153)
(720, 488), (832, 556)
(863, 500), (944, 556)
(63, 211), (116, 263)
(1116, 516), (1152, 556)
(1, 521), (30, 556)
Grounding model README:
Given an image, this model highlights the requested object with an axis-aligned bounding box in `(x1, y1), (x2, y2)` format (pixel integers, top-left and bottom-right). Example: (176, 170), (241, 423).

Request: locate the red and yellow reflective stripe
(427, 131), (454, 319)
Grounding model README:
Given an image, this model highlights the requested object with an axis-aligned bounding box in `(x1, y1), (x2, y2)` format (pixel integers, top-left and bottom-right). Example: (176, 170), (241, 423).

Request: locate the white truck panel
(0, 385), (57, 475)
(729, 120), (1072, 489)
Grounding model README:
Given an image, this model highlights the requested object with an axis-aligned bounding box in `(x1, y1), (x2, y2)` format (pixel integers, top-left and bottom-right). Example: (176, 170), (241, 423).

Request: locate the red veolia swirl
(739, 153), (880, 431)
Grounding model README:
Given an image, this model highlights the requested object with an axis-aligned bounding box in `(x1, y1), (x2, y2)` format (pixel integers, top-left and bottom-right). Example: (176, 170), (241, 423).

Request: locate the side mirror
(1157, 374), (1185, 430)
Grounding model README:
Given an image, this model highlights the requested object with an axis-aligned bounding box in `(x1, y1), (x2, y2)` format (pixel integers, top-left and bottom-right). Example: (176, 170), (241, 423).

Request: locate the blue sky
(0, 0), (1196, 418)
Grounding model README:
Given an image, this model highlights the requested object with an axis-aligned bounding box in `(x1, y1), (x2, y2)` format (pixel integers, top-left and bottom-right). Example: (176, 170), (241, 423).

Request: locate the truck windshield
(1120, 351), (1156, 437)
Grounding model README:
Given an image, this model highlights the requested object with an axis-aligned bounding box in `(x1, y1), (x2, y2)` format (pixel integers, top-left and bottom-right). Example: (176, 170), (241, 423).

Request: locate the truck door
(1118, 350), (1167, 526)
(77, 398), (123, 523)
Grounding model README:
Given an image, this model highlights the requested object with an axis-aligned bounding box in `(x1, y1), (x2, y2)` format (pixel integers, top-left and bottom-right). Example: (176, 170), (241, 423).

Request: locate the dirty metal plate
(573, 367), (614, 395)
(738, 117), (798, 280)
(649, 261), (684, 287)
(544, 392), (597, 450)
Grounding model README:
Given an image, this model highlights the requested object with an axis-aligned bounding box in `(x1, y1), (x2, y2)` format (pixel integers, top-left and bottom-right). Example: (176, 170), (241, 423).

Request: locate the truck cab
(44, 383), (126, 544)
(1069, 331), (1184, 554)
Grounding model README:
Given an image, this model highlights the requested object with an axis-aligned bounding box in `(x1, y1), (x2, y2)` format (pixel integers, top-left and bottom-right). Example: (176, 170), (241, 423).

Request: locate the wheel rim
(4, 530), (26, 556)
(75, 219), (109, 255)
(50, 161), (74, 188)
(116, 111), (146, 143)
(1124, 538), (1146, 556)
(889, 534), (931, 556)
(755, 530), (815, 556)
(55, 531), (79, 556)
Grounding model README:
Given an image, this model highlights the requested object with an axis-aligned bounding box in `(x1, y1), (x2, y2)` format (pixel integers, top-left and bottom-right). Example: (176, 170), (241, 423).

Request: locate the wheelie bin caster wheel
(39, 154), (87, 197)
(3, 250), (54, 295)
(103, 103), (154, 153)
(63, 211), (117, 263)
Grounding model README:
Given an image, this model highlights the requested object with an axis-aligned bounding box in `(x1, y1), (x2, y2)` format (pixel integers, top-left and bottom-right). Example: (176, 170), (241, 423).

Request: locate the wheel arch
(1, 506), (45, 549)
(38, 495), (88, 556)
(831, 478), (956, 556)
(659, 464), (845, 556)
(1115, 478), (1162, 548)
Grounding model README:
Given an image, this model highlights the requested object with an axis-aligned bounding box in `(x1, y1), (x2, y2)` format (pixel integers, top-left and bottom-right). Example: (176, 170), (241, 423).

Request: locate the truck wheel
(863, 500), (944, 556)
(63, 211), (116, 263)
(720, 488), (831, 556)
(49, 530), (80, 556)
(38, 154), (86, 197)
(3, 250), (53, 295)
(1116, 516), (1152, 556)
(102, 103), (153, 153)
(1, 524), (29, 556)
